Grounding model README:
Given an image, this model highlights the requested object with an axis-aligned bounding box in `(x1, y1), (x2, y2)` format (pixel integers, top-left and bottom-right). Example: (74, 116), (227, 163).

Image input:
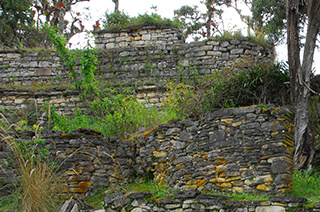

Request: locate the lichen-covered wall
(137, 106), (295, 195)
(0, 106), (294, 199)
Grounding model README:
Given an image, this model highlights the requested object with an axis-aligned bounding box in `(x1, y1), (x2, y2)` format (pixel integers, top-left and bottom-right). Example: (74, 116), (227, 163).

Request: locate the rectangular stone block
(34, 68), (52, 76)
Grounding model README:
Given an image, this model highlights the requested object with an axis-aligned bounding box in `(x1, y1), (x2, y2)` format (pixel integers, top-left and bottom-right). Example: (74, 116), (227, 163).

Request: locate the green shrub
(49, 93), (178, 137)
(162, 82), (198, 118)
(202, 61), (290, 110)
(102, 12), (181, 29)
(102, 11), (131, 29)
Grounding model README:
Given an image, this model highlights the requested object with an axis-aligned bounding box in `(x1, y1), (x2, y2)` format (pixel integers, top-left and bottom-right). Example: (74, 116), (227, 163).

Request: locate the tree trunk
(112, 0), (119, 12)
(205, 0), (213, 38)
(287, 0), (320, 170)
(287, 2), (300, 104)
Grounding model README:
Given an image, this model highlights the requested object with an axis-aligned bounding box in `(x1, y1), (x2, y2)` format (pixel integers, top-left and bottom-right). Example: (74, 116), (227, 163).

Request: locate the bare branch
(303, 81), (320, 96)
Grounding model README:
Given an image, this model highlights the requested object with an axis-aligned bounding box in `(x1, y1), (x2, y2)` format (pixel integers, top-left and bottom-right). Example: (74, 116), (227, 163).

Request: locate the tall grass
(0, 114), (61, 212)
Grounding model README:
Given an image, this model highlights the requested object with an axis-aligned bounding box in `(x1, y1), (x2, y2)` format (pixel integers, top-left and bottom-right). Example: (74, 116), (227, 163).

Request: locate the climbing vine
(47, 26), (100, 97)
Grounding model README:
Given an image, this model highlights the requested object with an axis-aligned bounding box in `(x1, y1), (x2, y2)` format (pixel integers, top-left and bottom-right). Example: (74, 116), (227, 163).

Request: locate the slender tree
(174, 0), (227, 40)
(34, 0), (89, 40)
(287, 0), (320, 170)
(112, 0), (119, 12)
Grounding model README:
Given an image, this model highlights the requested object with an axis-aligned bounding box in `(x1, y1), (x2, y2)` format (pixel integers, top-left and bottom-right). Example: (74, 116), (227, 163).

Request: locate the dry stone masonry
(0, 87), (82, 116)
(0, 50), (64, 86)
(0, 26), (274, 112)
(94, 25), (185, 49)
(0, 26), (307, 211)
(0, 26), (273, 86)
(95, 29), (274, 82)
(136, 106), (295, 195)
(103, 192), (310, 212)
(0, 106), (295, 199)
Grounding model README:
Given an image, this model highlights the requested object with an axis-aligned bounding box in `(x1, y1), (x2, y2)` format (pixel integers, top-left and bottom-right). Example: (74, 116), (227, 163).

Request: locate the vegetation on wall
(47, 26), (100, 97)
(47, 90), (179, 137)
(202, 61), (291, 109)
(101, 11), (182, 30)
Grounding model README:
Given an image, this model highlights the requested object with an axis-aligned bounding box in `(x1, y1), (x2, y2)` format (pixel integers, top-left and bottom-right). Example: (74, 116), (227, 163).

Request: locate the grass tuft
(0, 113), (62, 212)
(293, 170), (320, 206)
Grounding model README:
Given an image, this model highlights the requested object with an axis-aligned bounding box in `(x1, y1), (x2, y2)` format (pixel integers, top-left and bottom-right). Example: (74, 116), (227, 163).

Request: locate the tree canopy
(0, 0), (89, 48)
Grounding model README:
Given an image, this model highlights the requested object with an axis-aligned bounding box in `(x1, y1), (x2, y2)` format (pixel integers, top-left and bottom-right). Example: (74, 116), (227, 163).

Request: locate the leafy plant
(293, 170), (320, 206)
(47, 26), (100, 98)
(202, 61), (290, 110)
(76, 44), (100, 97)
(47, 25), (76, 78)
(102, 10), (131, 29)
(48, 93), (178, 137)
(162, 82), (196, 118)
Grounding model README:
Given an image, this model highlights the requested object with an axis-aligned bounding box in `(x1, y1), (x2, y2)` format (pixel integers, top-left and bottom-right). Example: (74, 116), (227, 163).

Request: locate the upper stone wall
(0, 27), (273, 86)
(94, 25), (185, 49)
(0, 50), (66, 86)
(0, 27), (274, 113)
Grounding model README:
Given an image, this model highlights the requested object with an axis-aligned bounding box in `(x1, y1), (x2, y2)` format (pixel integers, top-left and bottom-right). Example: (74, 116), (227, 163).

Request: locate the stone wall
(0, 27), (273, 112)
(94, 25), (185, 49)
(103, 192), (311, 212)
(0, 105), (295, 199)
(0, 50), (66, 86)
(0, 87), (82, 116)
(137, 106), (295, 195)
(0, 36), (273, 85)
(0, 27), (273, 83)
(0, 130), (136, 199)
(96, 36), (273, 82)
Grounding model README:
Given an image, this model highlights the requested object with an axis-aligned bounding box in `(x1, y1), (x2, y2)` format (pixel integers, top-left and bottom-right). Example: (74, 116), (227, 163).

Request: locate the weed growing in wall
(0, 114), (61, 212)
(46, 25), (76, 77)
(102, 12), (181, 30)
(76, 44), (100, 97)
(162, 82), (196, 118)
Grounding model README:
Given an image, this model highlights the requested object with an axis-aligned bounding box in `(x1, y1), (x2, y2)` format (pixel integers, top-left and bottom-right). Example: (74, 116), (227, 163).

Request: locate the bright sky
(70, 0), (320, 75)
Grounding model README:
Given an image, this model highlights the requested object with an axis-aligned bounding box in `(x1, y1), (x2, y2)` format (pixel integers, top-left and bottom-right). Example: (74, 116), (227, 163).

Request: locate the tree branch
(303, 81), (320, 96)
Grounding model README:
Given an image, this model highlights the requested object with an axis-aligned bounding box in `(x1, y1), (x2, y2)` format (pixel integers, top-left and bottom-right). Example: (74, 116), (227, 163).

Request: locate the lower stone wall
(0, 106), (294, 199)
(137, 106), (295, 194)
(0, 83), (166, 118)
(103, 192), (311, 212)
(0, 130), (136, 199)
